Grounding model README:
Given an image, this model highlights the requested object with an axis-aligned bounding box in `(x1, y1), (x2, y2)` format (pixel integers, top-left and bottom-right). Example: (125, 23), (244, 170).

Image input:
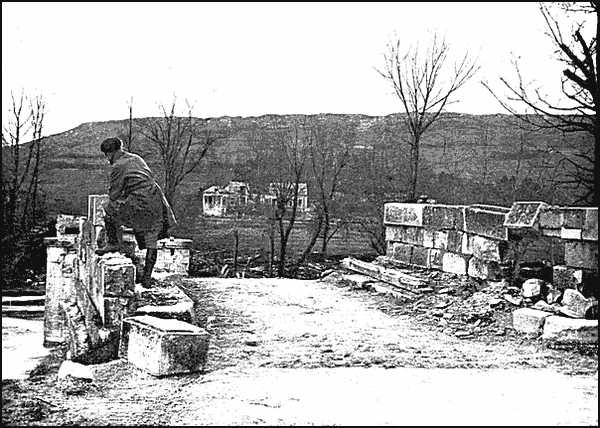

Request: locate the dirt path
(2, 316), (49, 380)
(2, 277), (598, 425)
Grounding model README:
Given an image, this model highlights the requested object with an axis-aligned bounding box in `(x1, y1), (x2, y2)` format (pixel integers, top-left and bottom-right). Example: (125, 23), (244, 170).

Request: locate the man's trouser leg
(141, 229), (160, 288)
(96, 214), (124, 255)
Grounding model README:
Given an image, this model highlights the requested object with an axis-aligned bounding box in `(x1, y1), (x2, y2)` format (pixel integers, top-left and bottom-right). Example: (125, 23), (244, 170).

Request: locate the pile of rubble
(324, 256), (598, 347)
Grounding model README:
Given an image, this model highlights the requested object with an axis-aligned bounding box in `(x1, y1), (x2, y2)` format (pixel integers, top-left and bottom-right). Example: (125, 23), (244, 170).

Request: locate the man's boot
(141, 248), (158, 288)
(95, 217), (124, 255)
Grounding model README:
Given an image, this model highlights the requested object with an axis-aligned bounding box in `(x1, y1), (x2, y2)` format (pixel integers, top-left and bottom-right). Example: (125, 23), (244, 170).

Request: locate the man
(96, 137), (177, 287)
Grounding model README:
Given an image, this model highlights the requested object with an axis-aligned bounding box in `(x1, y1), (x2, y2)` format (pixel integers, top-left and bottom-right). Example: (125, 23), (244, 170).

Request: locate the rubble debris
(341, 257), (426, 289)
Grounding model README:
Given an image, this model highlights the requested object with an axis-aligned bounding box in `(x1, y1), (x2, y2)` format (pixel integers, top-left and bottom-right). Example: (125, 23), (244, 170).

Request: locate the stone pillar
(43, 237), (78, 347)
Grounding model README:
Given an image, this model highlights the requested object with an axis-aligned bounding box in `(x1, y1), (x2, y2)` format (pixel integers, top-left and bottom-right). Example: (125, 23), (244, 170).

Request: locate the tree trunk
(408, 135), (420, 200)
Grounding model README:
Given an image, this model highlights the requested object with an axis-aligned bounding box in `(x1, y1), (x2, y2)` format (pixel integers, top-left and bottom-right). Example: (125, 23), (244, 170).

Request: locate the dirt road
(2, 277), (598, 425)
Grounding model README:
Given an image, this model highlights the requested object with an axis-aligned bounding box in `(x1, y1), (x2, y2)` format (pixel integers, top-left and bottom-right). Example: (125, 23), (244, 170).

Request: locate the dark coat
(104, 150), (177, 233)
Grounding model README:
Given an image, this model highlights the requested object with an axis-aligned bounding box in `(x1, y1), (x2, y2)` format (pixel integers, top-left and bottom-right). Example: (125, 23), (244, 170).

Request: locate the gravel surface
(2, 277), (598, 425)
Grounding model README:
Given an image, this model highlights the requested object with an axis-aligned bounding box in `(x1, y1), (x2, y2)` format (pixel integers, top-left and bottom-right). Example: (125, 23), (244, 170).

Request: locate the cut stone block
(446, 230), (463, 253)
(410, 246), (429, 268)
(121, 315), (210, 376)
(88, 194), (109, 226)
(560, 289), (595, 318)
(97, 254), (136, 298)
(541, 228), (561, 238)
(522, 278), (546, 299)
(470, 235), (505, 262)
(422, 205), (465, 230)
(461, 234), (473, 255)
(155, 238), (193, 275)
(564, 241), (598, 270)
(427, 249), (444, 270)
(467, 257), (500, 280)
(56, 214), (85, 237)
(423, 229), (436, 248)
(383, 203), (424, 227)
(385, 226), (424, 246)
(512, 308), (552, 335)
(582, 208), (598, 241)
(504, 201), (548, 230)
(433, 231), (448, 250)
(541, 316), (598, 345)
(553, 265), (584, 292)
(390, 242), (413, 265)
(562, 208), (585, 228)
(441, 252), (468, 276)
(464, 206), (508, 240)
(104, 297), (136, 329)
(560, 228), (582, 240)
(539, 207), (564, 229)
(135, 302), (196, 324)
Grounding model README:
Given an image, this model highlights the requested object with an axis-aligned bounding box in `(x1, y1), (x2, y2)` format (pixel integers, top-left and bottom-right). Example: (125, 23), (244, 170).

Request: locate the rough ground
(2, 277), (598, 426)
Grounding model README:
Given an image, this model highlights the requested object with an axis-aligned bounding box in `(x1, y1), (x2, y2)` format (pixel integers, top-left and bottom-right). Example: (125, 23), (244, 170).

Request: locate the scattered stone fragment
(512, 307), (552, 335)
(560, 289), (595, 319)
(503, 294), (523, 306)
(57, 360), (94, 381)
(542, 316), (598, 345)
(521, 278), (546, 299)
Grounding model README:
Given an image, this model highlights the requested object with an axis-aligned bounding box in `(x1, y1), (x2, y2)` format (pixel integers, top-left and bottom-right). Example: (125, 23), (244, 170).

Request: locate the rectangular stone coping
(504, 201), (547, 228)
(43, 237), (77, 247)
(467, 204), (510, 213)
(124, 315), (205, 334)
(157, 238), (193, 249)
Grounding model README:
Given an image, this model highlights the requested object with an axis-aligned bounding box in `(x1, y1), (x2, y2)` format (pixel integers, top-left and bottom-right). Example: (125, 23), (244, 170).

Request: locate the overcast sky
(2, 2), (583, 136)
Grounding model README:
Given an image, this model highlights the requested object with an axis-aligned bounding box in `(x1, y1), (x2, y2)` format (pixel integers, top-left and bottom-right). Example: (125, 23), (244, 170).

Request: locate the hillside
(31, 112), (592, 218)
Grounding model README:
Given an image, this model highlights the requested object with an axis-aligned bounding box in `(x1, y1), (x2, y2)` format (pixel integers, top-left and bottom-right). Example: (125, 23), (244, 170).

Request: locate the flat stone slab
(121, 315), (210, 376)
(504, 201), (547, 229)
(542, 316), (598, 345)
(383, 203), (424, 227)
(464, 206), (508, 240)
(512, 308), (552, 335)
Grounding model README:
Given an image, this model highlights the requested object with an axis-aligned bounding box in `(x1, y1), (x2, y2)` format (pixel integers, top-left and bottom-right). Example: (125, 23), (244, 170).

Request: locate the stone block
(467, 257), (500, 280)
(97, 254), (136, 297)
(427, 249), (444, 270)
(560, 228), (582, 240)
(423, 229), (436, 248)
(562, 208), (585, 228)
(383, 203), (424, 227)
(104, 297), (136, 329)
(541, 316), (598, 345)
(504, 201), (548, 229)
(512, 308), (552, 335)
(410, 246), (429, 268)
(135, 302), (195, 324)
(56, 214), (85, 237)
(422, 205), (465, 230)
(541, 228), (561, 238)
(390, 242), (413, 264)
(521, 278), (546, 299)
(446, 230), (463, 253)
(155, 239), (193, 275)
(121, 315), (210, 376)
(553, 265), (584, 292)
(470, 235), (506, 262)
(464, 206), (508, 240)
(539, 207), (564, 229)
(385, 226), (424, 246)
(461, 234), (472, 255)
(433, 231), (448, 250)
(441, 252), (468, 276)
(582, 208), (598, 241)
(564, 241), (598, 270)
(560, 289), (595, 318)
(88, 194), (109, 226)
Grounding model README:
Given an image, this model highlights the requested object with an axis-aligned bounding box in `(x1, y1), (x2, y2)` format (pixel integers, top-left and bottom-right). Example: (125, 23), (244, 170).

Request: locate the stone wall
(44, 194), (192, 363)
(383, 201), (598, 295)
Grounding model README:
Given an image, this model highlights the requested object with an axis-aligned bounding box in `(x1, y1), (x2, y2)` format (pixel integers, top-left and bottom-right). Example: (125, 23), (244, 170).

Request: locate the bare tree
(483, 2), (598, 204)
(262, 117), (311, 277)
(304, 118), (354, 258)
(378, 33), (479, 200)
(138, 97), (221, 206)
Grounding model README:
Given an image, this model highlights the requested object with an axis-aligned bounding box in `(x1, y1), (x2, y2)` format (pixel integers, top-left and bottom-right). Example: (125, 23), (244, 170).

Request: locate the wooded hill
(34, 112), (592, 221)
